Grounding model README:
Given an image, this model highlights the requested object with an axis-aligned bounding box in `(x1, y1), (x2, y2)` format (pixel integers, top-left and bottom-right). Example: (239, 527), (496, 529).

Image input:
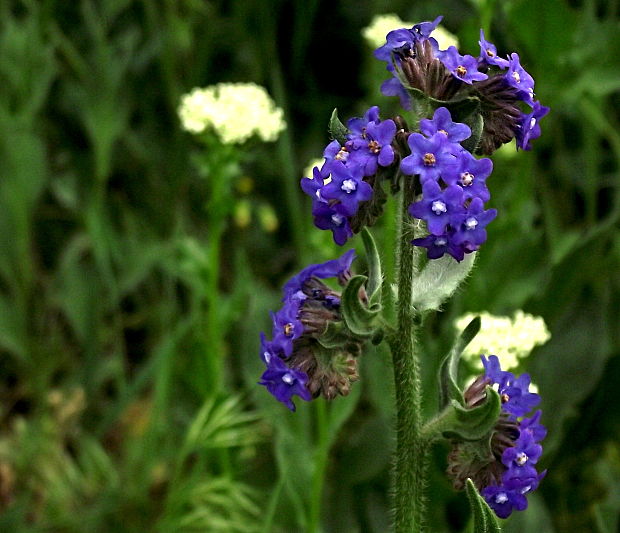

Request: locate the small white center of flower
(495, 493), (508, 504)
(331, 213), (344, 225)
(335, 148), (349, 161)
(516, 452), (528, 466)
(438, 129), (449, 136)
(512, 71), (521, 84)
(434, 237), (447, 246)
(431, 200), (447, 215)
(460, 172), (474, 186)
(464, 217), (478, 230)
(521, 485), (532, 494)
(530, 117), (537, 129)
(341, 179), (357, 193)
(368, 140), (381, 154)
(263, 351), (271, 364)
(282, 373), (294, 385)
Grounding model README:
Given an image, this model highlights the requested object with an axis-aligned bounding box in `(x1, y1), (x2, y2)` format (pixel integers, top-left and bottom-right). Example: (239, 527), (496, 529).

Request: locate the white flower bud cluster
(362, 14), (459, 50)
(178, 82), (286, 144)
(455, 310), (551, 370)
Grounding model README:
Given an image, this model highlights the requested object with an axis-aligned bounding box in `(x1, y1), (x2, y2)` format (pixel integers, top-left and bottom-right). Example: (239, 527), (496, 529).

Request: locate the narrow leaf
(340, 275), (381, 337)
(466, 478), (502, 532)
(442, 388), (501, 441)
(439, 316), (481, 408)
(411, 252), (476, 312)
(361, 228), (382, 302)
(328, 108), (348, 145)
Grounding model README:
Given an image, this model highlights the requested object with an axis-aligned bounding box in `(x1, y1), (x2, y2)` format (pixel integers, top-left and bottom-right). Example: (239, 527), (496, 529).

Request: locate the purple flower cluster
(402, 107), (497, 261)
(374, 20), (549, 153)
(480, 355), (547, 519)
(301, 107), (396, 245)
(258, 250), (356, 410)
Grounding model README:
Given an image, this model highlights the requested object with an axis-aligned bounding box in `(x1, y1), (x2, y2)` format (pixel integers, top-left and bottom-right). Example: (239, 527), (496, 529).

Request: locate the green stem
(388, 178), (429, 533)
(308, 399), (329, 533)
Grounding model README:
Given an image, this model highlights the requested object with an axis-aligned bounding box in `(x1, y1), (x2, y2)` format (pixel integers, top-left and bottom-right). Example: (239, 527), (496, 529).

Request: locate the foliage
(0, 0), (618, 531)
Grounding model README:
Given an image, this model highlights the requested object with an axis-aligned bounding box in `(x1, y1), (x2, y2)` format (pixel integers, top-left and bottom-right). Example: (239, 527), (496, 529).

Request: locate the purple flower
(446, 151), (492, 201)
(320, 162), (373, 216)
(451, 197), (497, 249)
(409, 181), (465, 235)
(411, 15), (443, 40)
(505, 53), (535, 104)
(411, 232), (465, 262)
(282, 249), (356, 301)
(516, 100), (550, 150)
(374, 17), (442, 65)
(502, 431), (542, 473)
(420, 107), (472, 143)
(501, 373), (541, 418)
(271, 302), (304, 357)
(347, 106), (380, 136)
(258, 356), (312, 411)
(519, 410), (547, 442)
(380, 75), (412, 110)
(348, 119), (396, 176)
(259, 332), (282, 364)
(437, 46), (488, 84)
(400, 132), (459, 182)
(478, 30), (509, 68)
(482, 481), (529, 519)
(323, 139), (352, 164)
(312, 203), (354, 246)
(482, 355), (512, 389)
(300, 164), (330, 203)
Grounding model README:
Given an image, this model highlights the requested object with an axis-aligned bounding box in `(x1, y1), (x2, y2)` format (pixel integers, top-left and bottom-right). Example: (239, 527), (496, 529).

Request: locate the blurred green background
(0, 0), (619, 531)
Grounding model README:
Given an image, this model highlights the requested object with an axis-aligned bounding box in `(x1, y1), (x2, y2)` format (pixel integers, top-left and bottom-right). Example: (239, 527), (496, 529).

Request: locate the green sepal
(411, 252), (477, 312)
(441, 388), (501, 441)
(328, 108), (349, 145)
(465, 478), (502, 532)
(439, 316), (481, 408)
(341, 275), (381, 337)
(316, 319), (353, 349)
(361, 228), (382, 303)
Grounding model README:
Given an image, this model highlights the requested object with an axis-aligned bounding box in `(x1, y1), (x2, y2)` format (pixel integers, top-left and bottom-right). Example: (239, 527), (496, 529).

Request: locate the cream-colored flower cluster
(455, 311), (551, 370)
(178, 82), (286, 144)
(362, 14), (459, 51)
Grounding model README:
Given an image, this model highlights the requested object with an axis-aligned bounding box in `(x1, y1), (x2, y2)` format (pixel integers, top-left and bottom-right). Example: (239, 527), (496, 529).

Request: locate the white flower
(362, 14), (459, 50)
(178, 82), (286, 144)
(455, 311), (551, 370)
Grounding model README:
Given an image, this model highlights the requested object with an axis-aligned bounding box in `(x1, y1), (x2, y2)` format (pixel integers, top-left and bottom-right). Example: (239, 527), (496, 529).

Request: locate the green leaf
(340, 275), (381, 337)
(439, 316), (481, 408)
(465, 478), (502, 532)
(361, 228), (382, 302)
(411, 252), (477, 312)
(442, 388), (501, 441)
(328, 108), (348, 145)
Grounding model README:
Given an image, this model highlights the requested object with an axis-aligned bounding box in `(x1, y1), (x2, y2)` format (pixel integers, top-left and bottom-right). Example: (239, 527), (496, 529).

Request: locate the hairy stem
(388, 177), (429, 532)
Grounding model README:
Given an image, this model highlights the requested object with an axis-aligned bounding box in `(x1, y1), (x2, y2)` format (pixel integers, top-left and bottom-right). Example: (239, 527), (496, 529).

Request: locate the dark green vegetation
(0, 0), (619, 531)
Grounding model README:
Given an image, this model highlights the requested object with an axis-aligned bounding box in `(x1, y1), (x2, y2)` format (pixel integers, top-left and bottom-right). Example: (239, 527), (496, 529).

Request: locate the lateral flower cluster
(447, 355), (546, 519)
(301, 107), (396, 245)
(258, 251), (362, 410)
(403, 107), (496, 261)
(374, 16), (549, 153)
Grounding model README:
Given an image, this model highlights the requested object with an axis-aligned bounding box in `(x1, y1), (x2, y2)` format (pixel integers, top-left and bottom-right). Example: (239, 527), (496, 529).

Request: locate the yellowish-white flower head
(455, 311), (551, 371)
(362, 13), (459, 50)
(178, 83), (286, 144)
